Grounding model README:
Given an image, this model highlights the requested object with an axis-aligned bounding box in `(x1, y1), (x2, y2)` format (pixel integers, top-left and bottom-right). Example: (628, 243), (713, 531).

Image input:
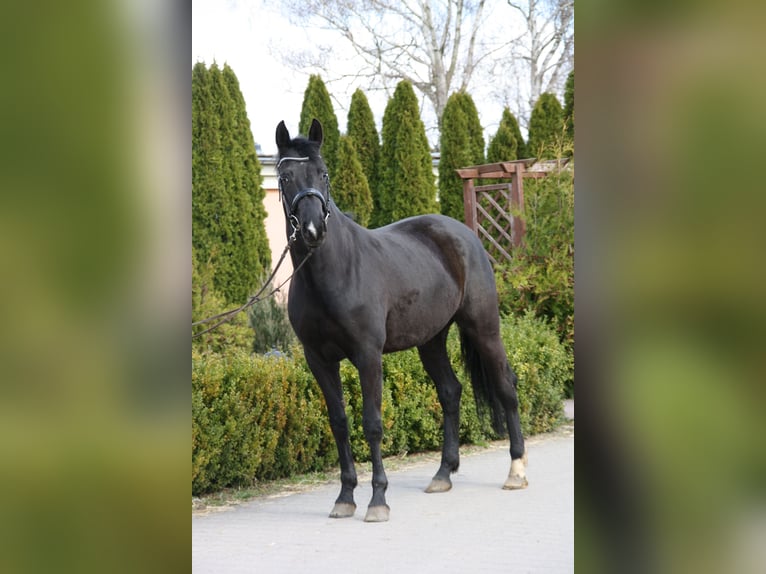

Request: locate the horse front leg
(305, 350), (358, 518)
(354, 354), (390, 522)
(418, 331), (462, 493)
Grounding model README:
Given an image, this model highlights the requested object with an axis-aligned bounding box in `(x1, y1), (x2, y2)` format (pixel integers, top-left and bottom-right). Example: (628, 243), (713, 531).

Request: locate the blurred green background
(2, 0), (765, 572)
(0, 2), (188, 572)
(576, 1), (766, 572)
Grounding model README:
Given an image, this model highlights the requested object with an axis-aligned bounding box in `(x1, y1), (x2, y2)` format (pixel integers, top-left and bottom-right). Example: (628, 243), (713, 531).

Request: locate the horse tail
(458, 326), (507, 434)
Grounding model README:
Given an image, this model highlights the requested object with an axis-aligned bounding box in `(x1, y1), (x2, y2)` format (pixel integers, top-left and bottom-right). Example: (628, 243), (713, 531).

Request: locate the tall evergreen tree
(456, 92), (485, 166)
(333, 135), (373, 227)
(299, 75), (340, 179)
(504, 109), (528, 160)
(487, 107), (519, 163)
(376, 80), (438, 227)
(439, 92), (483, 222)
(527, 92), (564, 160)
(192, 62), (269, 305)
(221, 64), (270, 272)
(563, 70), (574, 152)
(346, 88), (380, 211)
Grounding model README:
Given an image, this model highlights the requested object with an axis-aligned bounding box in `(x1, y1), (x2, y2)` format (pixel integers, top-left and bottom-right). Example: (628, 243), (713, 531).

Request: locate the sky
(192, 0), (524, 155)
(192, 0), (300, 154)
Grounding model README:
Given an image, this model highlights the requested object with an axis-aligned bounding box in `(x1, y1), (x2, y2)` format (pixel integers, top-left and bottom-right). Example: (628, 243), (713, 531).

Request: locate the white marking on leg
(510, 456), (526, 478)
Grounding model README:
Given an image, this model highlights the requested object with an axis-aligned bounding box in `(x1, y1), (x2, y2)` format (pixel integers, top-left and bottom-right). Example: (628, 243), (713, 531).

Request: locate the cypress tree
(333, 135), (373, 227)
(192, 62), (269, 305)
(376, 80), (438, 227)
(527, 92), (564, 160)
(563, 70), (574, 152)
(439, 92), (483, 222)
(457, 92), (485, 166)
(487, 107), (519, 163)
(299, 75), (340, 179)
(504, 109), (527, 160)
(346, 89), (380, 213)
(222, 64), (270, 273)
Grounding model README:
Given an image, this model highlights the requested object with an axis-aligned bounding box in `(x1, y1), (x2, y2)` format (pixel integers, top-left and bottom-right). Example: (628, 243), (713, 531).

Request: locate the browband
(276, 156), (310, 170)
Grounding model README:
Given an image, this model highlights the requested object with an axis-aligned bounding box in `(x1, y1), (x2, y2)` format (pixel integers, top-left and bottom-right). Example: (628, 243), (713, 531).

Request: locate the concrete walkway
(193, 409), (573, 573)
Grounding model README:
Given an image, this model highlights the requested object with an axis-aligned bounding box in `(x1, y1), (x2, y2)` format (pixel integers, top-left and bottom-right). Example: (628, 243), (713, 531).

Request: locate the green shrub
(445, 312), (570, 437)
(500, 311), (571, 433)
(248, 291), (296, 354)
(192, 347), (335, 495)
(495, 168), (574, 395)
(192, 314), (569, 494)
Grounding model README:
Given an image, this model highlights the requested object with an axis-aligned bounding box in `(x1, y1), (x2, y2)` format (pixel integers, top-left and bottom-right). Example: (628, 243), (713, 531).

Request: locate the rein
(191, 230), (313, 339)
(191, 155), (330, 339)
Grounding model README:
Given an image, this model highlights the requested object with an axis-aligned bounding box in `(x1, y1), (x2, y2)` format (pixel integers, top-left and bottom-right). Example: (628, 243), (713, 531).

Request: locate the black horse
(275, 119), (527, 522)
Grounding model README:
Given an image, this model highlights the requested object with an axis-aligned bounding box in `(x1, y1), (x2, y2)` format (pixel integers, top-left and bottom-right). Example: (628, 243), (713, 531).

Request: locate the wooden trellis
(456, 159), (567, 266)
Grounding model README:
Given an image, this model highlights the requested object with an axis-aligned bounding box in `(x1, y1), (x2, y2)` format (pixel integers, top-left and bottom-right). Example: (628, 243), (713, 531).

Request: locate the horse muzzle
(300, 217), (326, 247)
(289, 188), (329, 248)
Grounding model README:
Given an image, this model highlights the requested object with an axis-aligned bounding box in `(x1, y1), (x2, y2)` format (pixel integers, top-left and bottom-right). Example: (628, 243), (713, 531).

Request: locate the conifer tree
(487, 107), (519, 163)
(222, 64), (270, 271)
(563, 70), (574, 151)
(439, 92), (483, 222)
(346, 89), (380, 211)
(333, 135), (373, 227)
(505, 109), (528, 160)
(376, 80), (438, 227)
(527, 92), (564, 160)
(192, 62), (269, 305)
(456, 92), (485, 166)
(299, 75), (340, 179)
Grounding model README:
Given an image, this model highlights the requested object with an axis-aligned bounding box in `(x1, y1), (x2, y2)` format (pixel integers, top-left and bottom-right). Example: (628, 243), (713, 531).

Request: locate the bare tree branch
(271, 0), (572, 131)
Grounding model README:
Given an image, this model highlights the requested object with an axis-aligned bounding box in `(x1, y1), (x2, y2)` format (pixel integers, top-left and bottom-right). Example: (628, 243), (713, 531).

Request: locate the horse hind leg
(499, 363), (529, 490)
(418, 328), (462, 493)
(458, 321), (528, 490)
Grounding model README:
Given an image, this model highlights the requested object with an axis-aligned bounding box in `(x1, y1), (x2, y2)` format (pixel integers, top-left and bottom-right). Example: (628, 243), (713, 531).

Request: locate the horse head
(275, 119), (331, 249)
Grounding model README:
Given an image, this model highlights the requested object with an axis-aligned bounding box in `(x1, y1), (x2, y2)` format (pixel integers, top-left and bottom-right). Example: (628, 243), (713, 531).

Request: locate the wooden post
(510, 163), (527, 248)
(463, 178), (476, 232)
(456, 168), (479, 232)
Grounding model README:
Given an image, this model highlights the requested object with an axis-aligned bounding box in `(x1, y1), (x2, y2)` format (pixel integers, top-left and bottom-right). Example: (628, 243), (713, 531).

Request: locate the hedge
(192, 311), (571, 495)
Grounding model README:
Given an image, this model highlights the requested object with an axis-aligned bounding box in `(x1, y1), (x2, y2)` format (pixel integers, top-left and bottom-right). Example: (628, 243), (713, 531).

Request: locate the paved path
(193, 411), (573, 573)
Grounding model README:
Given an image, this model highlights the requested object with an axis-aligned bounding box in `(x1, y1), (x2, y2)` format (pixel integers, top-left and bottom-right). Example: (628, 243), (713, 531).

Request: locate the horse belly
(382, 286), (459, 352)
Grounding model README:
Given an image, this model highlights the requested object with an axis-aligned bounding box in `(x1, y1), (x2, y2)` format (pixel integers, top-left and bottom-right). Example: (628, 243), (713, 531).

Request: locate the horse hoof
(503, 474), (529, 490)
(503, 453), (529, 490)
(329, 502), (356, 518)
(424, 478), (452, 493)
(364, 505), (390, 523)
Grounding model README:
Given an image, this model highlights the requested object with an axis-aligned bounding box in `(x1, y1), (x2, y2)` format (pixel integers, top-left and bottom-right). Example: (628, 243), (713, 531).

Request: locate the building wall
(260, 156), (291, 302)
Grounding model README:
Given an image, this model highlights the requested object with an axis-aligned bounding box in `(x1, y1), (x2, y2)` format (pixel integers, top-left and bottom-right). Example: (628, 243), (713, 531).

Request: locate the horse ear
(275, 121), (291, 150)
(308, 119), (323, 147)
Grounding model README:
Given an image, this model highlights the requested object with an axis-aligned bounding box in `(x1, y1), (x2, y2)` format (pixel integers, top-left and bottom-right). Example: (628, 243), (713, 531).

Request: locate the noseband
(277, 156), (332, 232)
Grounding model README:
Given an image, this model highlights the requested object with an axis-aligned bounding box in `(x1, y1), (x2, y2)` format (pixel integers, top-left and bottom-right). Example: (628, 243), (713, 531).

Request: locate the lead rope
(193, 155), (326, 339)
(191, 230), (313, 339)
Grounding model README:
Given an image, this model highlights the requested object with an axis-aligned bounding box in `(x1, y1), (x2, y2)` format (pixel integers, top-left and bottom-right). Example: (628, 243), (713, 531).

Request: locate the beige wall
(262, 185), (291, 303)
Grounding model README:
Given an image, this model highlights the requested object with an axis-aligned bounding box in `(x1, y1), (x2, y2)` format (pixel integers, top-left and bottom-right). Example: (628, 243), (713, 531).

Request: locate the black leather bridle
(276, 156), (331, 232)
